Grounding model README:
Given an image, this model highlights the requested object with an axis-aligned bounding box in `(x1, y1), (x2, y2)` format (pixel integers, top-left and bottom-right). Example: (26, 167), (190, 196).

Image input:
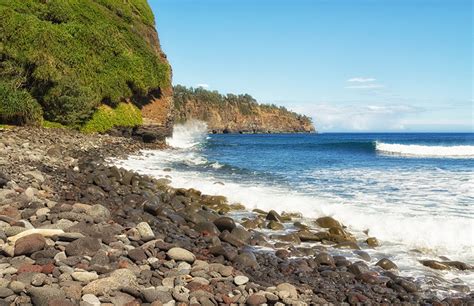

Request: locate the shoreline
(0, 127), (472, 305)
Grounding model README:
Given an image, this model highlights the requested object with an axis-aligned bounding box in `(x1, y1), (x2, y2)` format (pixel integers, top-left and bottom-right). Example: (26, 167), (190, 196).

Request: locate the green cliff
(0, 0), (172, 132)
(174, 85), (315, 133)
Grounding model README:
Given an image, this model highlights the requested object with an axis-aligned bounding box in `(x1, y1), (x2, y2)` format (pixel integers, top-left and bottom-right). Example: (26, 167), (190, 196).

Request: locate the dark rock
(376, 258), (398, 270)
(65, 237), (101, 257)
(219, 231), (246, 247)
(246, 294), (267, 305)
(0, 288), (14, 298)
(15, 233), (46, 256)
(353, 250), (371, 262)
(233, 251), (258, 269)
(420, 260), (450, 270)
(265, 210), (282, 222)
(315, 216), (342, 228)
(128, 248), (147, 262)
(28, 286), (66, 306)
(348, 261), (370, 276)
(195, 221), (220, 236)
(315, 252), (335, 266)
(366, 237), (379, 247)
(213, 217), (236, 232)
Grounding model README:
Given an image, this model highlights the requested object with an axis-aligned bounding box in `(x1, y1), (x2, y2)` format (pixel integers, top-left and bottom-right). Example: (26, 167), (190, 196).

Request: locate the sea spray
(166, 119), (208, 149)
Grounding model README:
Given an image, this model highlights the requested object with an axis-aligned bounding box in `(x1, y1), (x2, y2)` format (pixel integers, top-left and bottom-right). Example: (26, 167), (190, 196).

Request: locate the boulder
(167, 247), (196, 263)
(65, 237), (101, 257)
(213, 217), (236, 232)
(315, 216), (342, 228)
(28, 286), (66, 306)
(266, 210), (282, 222)
(376, 258), (398, 270)
(14, 233), (46, 256)
(82, 269), (137, 295)
(136, 222), (155, 242)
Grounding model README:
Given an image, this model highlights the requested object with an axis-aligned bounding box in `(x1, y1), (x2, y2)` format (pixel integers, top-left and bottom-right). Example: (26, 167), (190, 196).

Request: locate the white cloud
(196, 83), (209, 89)
(292, 103), (422, 132)
(347, 77), (376, 83)
(345, 84), (385, 89)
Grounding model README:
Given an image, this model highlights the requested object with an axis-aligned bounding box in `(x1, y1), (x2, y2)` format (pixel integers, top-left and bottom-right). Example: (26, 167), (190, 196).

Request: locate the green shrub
(42, 120), (67, 129)
(81, 102), (142, 133)
(0, 0), (170, 126)
(0, 82), (43, 124)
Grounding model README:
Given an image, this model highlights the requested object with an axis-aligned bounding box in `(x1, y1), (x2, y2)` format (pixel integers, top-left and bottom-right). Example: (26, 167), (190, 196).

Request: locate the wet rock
(444, 261), (472, 270)
(267, 220), (284, 230)
(366, 237), (379, 247)
(316, 216), (342, 228)
(348, 261), (370, 276)
(65, 237), (101, 257)
(14, 233), (46, 256)
(334, 241), (360, 250)
(266, 210), (283, 222)
(376, 258), (398, 270)
(354, 250), (371, 261)
(194, 221), (220, 236)
(213, 217), (236, 232)
(315, 252), (335, 266)
(420, 260), (450, 270)
(167, 247), (196, 263)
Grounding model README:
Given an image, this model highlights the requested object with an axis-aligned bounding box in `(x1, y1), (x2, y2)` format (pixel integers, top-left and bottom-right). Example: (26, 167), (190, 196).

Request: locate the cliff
(173, 85), (315, 133)
(0, 0), (173, 135)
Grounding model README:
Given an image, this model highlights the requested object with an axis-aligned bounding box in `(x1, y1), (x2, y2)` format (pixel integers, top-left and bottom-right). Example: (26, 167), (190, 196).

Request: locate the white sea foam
(166, 120), (208, 149)
(376, 141), (474, 158)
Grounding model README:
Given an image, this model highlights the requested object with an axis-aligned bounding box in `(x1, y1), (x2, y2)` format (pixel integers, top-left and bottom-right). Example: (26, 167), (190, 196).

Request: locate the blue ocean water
(118, 122), (474, 290)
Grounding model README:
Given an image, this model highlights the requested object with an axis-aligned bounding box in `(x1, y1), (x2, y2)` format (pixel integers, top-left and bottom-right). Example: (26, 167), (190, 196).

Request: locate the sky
(149, 0), (473, 132)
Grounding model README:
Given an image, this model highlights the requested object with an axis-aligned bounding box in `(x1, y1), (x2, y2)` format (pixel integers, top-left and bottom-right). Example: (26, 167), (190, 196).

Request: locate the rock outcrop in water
(173, 85), (315, 133)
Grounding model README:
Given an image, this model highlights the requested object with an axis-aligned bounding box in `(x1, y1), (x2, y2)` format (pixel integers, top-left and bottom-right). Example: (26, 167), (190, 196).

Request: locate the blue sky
(149, 0), (472, 132)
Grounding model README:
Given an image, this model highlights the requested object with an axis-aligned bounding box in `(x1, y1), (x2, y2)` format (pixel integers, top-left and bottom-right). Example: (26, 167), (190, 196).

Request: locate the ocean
(116, 120), (474, 295)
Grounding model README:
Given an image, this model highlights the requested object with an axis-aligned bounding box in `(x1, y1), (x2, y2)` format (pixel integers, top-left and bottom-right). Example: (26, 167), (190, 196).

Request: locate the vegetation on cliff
(0, 0), (170, 130)
(173, 85), (315, 133)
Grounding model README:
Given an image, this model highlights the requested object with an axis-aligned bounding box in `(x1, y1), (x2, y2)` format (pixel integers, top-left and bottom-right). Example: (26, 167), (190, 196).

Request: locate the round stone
(234, 275), (249, 286)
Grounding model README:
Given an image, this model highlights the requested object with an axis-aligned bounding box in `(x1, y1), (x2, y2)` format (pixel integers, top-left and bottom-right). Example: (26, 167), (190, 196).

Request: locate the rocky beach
(0, 127), (471, 305)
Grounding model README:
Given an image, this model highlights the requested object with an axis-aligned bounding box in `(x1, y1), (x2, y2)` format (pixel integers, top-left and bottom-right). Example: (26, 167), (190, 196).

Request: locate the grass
(0, 0), (170, 127)
(81, 102), (143, 133)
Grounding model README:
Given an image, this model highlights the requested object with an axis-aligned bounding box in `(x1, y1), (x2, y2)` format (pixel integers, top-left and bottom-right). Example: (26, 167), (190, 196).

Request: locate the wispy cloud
(347, 77), (376, 83)
(196, 83), (209, 89)
(346, 76), (384, 89)
(292, 103), (422, 132)
(345, 84), (385, 89)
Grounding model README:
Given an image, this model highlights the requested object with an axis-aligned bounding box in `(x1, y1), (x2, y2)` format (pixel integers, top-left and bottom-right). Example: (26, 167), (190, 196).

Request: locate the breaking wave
(376, 142), (474, 158)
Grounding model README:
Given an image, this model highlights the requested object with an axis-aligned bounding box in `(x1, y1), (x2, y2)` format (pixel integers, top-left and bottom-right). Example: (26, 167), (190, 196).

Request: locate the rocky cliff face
(174, 86), (315, 133)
